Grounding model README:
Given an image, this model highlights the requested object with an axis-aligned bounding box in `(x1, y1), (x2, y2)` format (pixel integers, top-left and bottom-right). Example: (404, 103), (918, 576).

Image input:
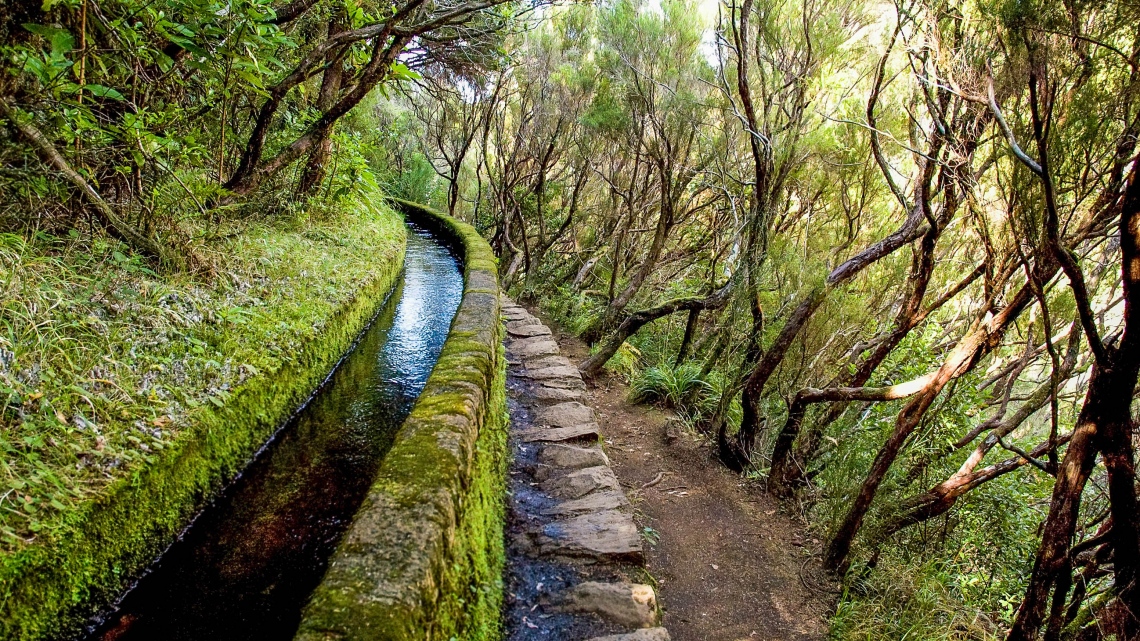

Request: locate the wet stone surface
(501, 297), (670, 641)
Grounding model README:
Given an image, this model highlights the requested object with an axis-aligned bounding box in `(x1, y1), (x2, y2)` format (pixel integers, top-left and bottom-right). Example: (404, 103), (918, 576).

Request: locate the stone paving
(501, 297), (671, 641)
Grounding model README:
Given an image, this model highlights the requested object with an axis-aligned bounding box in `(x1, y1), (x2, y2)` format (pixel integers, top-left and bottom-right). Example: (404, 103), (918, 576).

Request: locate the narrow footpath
(503, 299), (835, 641)
(501, 297), (669, 641)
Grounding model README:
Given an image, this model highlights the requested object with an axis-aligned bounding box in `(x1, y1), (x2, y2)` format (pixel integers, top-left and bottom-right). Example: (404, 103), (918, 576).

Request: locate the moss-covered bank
(294, 199), (507, 641)
(0, 199), (407, 640)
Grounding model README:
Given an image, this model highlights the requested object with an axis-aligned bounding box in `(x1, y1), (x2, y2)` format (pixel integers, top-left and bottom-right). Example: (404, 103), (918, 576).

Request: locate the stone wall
(294, 199), (507, 641)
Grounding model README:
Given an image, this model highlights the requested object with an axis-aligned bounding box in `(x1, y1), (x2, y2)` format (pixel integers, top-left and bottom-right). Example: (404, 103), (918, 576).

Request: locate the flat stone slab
(510, 339), (561, 359)
(518, 423), (601, 443)
(520, 365), (581, 380)
(538, 443), (610, 470)
(541, 489), (629, 515)
(587, 629), (671, 641)
(507, 321), (552, 337)
(509, 334), (558, 347)
(536, 377), (587, 391)
(551, 581), (658, 628)
(533, 510), (644, 562)
(524, 354), (573, 369)
(534, 401), (595, 428)
(527, 385), (585, 403)
(542, 465), (621, 499)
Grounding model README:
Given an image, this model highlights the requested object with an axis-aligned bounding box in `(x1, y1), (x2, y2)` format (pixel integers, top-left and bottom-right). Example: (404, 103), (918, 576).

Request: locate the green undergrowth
(0, 192), (406, 639)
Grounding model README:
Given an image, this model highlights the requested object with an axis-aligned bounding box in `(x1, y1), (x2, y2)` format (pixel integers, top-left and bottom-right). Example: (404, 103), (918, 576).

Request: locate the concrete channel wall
(295, 199), (507, 641)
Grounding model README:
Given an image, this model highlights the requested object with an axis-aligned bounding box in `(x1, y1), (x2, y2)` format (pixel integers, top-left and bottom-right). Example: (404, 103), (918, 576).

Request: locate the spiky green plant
(629, 362), (712, 409)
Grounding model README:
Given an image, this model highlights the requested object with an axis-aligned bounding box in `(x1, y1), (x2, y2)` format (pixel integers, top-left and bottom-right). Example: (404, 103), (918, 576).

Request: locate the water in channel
(79, 223), (463, 641)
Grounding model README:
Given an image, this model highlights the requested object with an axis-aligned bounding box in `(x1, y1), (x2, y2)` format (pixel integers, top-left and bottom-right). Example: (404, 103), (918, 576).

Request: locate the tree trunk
(225, 30), (411, 197)
(1, 98), (177, 266)
(675, 308), (701, 366)
(825, 275), (1037, 572)
(778, 263), (984, 493)
(1010, 158), (1140, 640)
(579, 283), (733, 377)
(1007, 369), (1109, 640)
(595, 178), (673, 334)
(734, 202), (929, 463)
(297, 19), (345, 197)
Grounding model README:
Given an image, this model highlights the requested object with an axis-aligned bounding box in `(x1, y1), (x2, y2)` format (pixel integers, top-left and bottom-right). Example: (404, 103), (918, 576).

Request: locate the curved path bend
(501, 298), (670, 641)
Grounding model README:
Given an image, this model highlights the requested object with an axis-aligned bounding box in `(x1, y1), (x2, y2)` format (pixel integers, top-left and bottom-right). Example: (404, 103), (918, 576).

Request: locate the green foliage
(0, 189), (404, 546)
(0, 192), (407, 638)
(630, 362), (711, 409)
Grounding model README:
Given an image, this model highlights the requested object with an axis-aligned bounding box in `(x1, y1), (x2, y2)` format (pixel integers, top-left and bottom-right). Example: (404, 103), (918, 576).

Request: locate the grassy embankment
(0, 193), (406, 639)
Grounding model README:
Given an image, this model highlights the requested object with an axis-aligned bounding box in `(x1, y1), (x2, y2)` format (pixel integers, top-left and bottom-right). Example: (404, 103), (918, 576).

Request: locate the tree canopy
(5, 0), (1140, 636)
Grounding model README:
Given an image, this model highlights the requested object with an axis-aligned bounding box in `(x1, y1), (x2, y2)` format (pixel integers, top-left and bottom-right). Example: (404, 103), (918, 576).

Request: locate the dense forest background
(4, 0), (1140, 638)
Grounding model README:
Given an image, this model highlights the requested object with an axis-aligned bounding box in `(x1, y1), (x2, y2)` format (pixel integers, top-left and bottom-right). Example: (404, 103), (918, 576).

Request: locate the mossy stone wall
(0, 214), (407, 641)
(294, 199), (507, 641)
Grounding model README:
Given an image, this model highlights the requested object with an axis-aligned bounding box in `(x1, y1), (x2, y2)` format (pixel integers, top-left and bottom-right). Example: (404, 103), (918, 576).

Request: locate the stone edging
(294, 199), (507, 641)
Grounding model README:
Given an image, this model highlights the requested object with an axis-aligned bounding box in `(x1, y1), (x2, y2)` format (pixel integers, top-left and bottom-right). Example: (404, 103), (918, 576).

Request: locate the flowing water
(79, 223), (463, 641)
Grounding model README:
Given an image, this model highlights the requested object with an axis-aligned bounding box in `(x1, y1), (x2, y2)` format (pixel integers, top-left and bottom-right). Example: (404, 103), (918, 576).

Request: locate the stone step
(536, 443), (610, 473)
(534, 401), (596, 428)
(526, 385), (586, 404)
(518, 422), (601, 443)
(524, 354), (574, 369)
(507, 321), (552, 337)
(541, 465), (621, 499)
(529, 510), (644, 563)
(519, 365), (583, 382)
(550, 581), (659, 629)
(540, 489), (629, 516)
(509, 338), (562, 359)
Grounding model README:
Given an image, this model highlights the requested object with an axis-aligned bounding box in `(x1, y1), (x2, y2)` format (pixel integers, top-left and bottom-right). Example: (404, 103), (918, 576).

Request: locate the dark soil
(534, 308), (837, 641)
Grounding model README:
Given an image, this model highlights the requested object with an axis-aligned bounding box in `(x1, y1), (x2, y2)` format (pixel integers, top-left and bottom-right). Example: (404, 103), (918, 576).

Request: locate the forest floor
(526, 305), (837, 641)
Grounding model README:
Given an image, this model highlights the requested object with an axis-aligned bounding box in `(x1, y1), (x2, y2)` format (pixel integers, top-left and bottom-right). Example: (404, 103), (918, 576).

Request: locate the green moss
(0, 202), (407, 640)
(437, 345), (508, 641)
(294, 199), (505, 641)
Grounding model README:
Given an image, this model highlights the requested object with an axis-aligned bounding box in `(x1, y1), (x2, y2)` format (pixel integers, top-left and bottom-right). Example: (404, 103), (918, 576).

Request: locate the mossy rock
(294, 200), (506, 641)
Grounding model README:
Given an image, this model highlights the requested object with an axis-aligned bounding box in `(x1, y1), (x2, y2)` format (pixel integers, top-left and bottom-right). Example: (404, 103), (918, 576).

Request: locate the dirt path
(532, 307), (836, 641)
